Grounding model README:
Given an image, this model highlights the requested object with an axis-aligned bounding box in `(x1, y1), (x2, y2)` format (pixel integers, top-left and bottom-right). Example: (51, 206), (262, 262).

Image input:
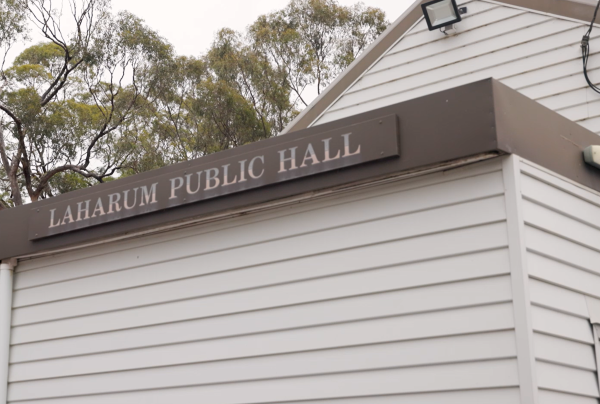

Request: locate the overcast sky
(8, 0), (416, 66)
(109, 0), (415, 57)
(7, 0), (415, 61)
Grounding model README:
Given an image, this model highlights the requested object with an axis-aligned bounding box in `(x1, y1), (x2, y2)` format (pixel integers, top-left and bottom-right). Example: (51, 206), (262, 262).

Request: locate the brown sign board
(29, 115), (399, 240)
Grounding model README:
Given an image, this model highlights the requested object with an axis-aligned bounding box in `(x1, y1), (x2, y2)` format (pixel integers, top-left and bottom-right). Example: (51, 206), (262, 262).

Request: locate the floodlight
(421, 0), (464, 31)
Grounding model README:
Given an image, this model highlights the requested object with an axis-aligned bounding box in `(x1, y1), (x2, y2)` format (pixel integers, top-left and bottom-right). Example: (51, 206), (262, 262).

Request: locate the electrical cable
(582, 0), (600, 94)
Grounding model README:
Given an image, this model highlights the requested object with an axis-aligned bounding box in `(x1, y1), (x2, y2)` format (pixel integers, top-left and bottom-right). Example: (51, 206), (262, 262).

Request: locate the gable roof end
(281, 0), (600, 135)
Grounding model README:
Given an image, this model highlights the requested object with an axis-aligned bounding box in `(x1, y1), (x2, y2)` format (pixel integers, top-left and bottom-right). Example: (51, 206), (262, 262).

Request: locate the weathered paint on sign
(29, 115), (399, 239)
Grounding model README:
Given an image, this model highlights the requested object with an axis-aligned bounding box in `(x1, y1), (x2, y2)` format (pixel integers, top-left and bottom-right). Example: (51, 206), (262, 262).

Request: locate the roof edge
(492, 79), (600, 192)
(489, 0), (600, 24)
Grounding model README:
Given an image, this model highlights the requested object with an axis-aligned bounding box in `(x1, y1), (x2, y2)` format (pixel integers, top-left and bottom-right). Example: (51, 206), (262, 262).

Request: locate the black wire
(582, 0), (600, 94)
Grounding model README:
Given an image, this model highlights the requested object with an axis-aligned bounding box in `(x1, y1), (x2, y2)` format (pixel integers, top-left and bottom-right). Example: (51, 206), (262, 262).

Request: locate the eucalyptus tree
(204, 28), (294, 142)
(0, 0), (171, 207)
(0, 0), (388, 204)
(249, 0), (387, 107)
(126, 29), (295, 177)
(138, 0), (387, 176)
(0, 0), (28, 69)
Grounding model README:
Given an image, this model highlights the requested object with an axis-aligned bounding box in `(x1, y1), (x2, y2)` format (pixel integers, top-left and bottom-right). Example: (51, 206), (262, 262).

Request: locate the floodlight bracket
(440, 24), (457, 35)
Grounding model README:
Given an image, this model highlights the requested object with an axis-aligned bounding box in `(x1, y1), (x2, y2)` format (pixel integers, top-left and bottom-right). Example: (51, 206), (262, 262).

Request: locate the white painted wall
(312, 0), (600, 136)
(516, 158), (600, 404)
(7, 158), (524, 403)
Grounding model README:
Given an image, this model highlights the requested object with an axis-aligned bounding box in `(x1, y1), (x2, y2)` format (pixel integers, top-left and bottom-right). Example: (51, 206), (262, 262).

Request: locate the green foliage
(0, 0), (28, 65)
(249, 0), (388, 102)
(0, 0), (176, 203)
(4, 88), (42, 125)
(133, 28), (296, 174)
(132, 0), (387, 176)
(47, 171), (91, 196)
(0, 0), (387, 204)
(14, 42), (64, 68)
(339, 3), (387, 68)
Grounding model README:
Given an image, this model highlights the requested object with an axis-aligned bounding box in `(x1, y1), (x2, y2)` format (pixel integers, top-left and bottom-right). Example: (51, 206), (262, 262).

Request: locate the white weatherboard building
(1, 1), (600, 404)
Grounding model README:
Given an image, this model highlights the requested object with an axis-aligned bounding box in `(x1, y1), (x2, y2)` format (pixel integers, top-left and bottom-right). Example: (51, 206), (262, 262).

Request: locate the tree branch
(0, 108), (25, 205)
(41, 58), (84, 106)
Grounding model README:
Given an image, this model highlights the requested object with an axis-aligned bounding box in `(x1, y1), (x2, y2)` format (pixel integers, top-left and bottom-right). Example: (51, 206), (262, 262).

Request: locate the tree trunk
(0, 128), (23, 206)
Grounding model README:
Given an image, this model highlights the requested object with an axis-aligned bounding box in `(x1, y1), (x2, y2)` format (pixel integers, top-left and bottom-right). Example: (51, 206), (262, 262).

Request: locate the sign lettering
(29, 115), (399, 239)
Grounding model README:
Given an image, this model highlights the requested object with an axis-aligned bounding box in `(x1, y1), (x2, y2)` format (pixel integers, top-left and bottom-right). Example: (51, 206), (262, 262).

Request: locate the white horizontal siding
(519, 160), (600, 402)
(528, 252), (600, 300)
(216, 389), (522, 404)
(11, 329), (518, 382)
(312, 0), (600, 137)
(11, 302), (516, 369)
(517, 60), (600, 101)
(9, 331), (517, 399)
(534, 332), (596, 371)
(11, 223), (510, 344)
(11, 253), (512, 363)
(537, 361), (599, 398)
(523, 199), (600, 253)
(8, 159), (519, 403)
(10, 277), (514, 378)
(8, 360), (520, 404)
(14, 242), (509, 319)
(539, 390), (600, 404)
(12, 196), (507, 326)
(338, 14), (559, 105)
(520, 172), (600, 230)
(529, 278), (589, 318)
(531, 305), (593, 344)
